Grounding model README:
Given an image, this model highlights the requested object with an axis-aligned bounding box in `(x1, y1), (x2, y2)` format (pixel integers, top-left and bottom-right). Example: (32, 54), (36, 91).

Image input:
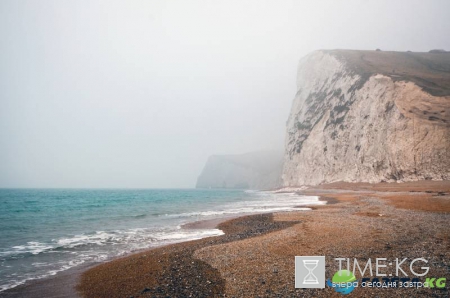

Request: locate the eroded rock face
(283, 50), (450, 186)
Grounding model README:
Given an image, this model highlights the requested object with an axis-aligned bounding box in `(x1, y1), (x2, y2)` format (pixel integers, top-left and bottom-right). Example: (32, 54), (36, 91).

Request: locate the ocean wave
(1, 193), (320, 261)
(132, 213), (147, 218)
(163, 194), (321, 219)
(0, 257), (89, 292)
(152, 229), (223, 241)
(8, 242), (54, 256)
(0, 191), (322, 293)
(0, 226), (225, 292)
(0, 225), (225, 260)
(166, 206), (312, 218)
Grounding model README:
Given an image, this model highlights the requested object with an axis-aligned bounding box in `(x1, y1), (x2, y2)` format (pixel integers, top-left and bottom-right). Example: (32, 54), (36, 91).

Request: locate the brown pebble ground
(77, 214), (297, 298)
(77, 181), (450, 297)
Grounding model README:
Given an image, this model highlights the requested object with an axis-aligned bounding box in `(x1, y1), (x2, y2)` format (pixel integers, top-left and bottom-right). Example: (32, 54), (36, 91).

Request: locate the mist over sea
(0, 188), (321, 291)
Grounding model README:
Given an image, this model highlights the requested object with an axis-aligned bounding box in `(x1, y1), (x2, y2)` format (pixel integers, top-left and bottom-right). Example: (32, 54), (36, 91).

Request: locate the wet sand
(77, 213), (297, 297)
(181, 215), (248, 230)
(0, 263), (91, 298)
(2, 181), (449, 297)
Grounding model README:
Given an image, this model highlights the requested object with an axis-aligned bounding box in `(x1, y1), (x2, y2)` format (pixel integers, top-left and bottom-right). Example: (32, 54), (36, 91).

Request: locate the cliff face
(283, 50), (450, 186)
(196, 151), (282, 190)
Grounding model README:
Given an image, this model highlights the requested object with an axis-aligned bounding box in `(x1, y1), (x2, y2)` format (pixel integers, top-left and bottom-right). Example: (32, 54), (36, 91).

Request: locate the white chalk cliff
(283, 50), (450, 186)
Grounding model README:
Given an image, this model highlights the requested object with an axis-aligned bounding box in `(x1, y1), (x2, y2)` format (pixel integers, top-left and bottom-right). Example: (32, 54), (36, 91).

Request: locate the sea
(0, 188), (322, 292)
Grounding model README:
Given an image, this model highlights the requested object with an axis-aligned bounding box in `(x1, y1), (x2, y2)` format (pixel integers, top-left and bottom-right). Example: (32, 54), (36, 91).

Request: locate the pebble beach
(2, 181), (449, 297)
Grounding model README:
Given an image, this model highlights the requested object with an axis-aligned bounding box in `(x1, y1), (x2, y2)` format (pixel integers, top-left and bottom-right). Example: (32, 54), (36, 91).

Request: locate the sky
(1, 0), (449, 188)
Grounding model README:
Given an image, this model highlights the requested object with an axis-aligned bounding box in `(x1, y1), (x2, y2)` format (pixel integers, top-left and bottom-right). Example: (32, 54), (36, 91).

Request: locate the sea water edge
(0, 188), (322, 291)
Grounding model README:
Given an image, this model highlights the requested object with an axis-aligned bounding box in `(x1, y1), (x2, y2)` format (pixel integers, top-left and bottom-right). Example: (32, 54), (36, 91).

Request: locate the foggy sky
(1, 0), (449, 188)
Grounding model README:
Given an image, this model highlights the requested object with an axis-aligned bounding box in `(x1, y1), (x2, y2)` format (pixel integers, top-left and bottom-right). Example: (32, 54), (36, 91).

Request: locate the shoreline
(2, 181), (449, 297)
(0, 192), (322, 297)
(0, 215), (251, 298)
(181, 214), (246, 230)
(77, 213), (299, 297)
(78, 181), (449, 297)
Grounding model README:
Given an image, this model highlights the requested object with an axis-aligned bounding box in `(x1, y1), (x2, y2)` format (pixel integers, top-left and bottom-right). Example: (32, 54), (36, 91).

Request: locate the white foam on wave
(5, 242), (54, 256)
(165, 193), (322, 219)
(0, 280), (26, 292)
(152, 229), (224, 241)
(0, 258), (90, 292)
(56, 231), (120, 248)
(53, 227), (209, 252)
(0, 191), (321, 293)
(0, 226), (227, 292)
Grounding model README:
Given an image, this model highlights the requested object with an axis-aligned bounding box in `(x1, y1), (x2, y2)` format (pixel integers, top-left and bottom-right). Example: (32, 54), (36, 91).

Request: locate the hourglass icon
(302, 259), (319, 284)
(295, 256), (324, 288)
